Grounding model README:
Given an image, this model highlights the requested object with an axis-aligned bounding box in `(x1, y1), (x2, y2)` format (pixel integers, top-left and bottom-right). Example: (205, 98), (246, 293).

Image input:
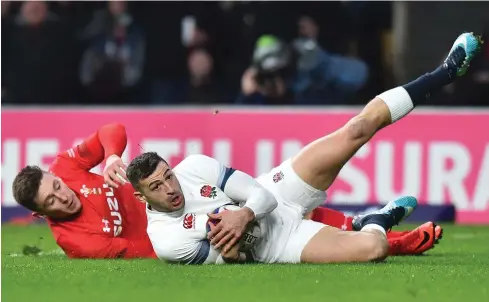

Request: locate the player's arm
(181, 154), (278, 253)
(152, 238), (221, 265)
(51, 123), (127, 176)
(221, 168), (278, 220)
(148, 217), (221, 265)
(57, 233), (155, 259)
(182, 154), (278, 220)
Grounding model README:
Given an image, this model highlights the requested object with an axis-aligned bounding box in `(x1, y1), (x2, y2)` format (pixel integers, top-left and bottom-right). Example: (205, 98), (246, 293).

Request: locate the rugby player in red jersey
(12, 123), (156, 259)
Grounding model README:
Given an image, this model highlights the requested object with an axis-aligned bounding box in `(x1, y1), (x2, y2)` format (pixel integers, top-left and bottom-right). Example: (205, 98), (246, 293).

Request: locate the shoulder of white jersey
(175, 154), (236, 194)
(174, 154), (215, 171)
(173, 154), (217, 181)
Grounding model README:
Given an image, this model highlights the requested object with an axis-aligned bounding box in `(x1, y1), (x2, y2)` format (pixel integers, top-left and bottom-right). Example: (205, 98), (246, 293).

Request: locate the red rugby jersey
(46, 123), (156, 259)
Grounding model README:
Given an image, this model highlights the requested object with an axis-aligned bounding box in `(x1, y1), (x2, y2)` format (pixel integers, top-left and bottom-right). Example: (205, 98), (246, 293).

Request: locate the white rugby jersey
(146, 154), (240, 264)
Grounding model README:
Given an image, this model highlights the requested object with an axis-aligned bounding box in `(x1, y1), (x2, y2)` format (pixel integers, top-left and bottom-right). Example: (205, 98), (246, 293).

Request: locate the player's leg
(292, 97), (390, 192)
(299, 222), (439, 262)
(290, 196), (411, 263)
(291, 33), (483, 193)
(307, 205), (444, 254)
(308, 206), (445, 256)
(265, 32), (481, 264)
(299, 223), (389, 263)
(286, 33), (477, 261)
(275, 196), (412, 264)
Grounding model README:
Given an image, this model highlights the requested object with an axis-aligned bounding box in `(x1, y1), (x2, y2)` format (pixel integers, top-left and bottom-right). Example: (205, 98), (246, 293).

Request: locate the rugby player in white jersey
(126, 33), (482, 264)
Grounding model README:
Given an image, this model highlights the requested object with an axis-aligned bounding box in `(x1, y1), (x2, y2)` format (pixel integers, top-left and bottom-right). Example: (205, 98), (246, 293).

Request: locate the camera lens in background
(252, 35), (291, 74)
(292, 38), (322, 72)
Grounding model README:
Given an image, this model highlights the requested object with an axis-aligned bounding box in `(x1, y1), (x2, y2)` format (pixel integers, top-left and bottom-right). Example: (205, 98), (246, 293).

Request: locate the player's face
(136, 161), (184, 212)
(35, 173), (82, 219)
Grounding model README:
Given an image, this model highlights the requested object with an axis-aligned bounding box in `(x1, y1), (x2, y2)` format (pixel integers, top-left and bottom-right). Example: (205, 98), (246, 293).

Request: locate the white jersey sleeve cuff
(222, 170), (278, 219)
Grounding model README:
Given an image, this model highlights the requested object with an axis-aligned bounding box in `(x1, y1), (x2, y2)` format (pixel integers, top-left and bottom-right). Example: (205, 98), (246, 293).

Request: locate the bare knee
(364, 234), (389, 262)
(345, 116), (377, 143)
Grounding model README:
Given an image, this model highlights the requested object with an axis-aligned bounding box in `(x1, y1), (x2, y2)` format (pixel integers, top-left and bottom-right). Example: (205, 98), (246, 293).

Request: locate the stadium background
(2, 2), (489, 302)
(2, 0), (489, 226)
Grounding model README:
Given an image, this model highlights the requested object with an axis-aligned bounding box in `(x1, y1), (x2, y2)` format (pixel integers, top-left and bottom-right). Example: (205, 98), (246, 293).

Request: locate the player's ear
(32, 212), (45, 219)
(133, 191), (146, 203)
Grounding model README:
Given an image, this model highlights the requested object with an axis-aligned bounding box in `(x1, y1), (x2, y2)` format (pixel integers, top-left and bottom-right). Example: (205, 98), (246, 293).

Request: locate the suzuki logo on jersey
(183, 213), (195, 229)
(80, 184), (102, 197)
(200, 185), (217, 199)
(102, 184), (122, 237)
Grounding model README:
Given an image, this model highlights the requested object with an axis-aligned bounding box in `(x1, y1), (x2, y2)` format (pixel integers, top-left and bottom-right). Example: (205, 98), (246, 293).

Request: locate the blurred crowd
(2, 1), (488, 107)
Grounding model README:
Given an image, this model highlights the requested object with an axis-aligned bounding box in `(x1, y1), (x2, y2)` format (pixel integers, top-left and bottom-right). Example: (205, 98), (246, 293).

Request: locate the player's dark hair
(126, 152), (168, 189)
(12, 165), (44, 212)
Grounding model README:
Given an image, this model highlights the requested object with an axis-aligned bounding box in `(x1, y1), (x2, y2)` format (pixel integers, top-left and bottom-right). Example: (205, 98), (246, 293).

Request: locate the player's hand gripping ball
(207, 204), (262, 252)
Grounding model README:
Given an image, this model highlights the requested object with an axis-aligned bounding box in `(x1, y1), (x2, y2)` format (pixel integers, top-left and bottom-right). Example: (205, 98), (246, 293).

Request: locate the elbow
(266, 189), (279, 210)
(100, 123), (128, 141)
(100, 123), (127, 134)
(244, 185), (278, 221)
(108, 123), (127, 134)
(115, 123), (128, 141)
(259, 186), (278, 212)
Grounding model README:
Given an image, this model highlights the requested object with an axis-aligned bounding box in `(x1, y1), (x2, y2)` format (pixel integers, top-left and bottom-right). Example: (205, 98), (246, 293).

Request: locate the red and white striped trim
(67, 148), (75, 158)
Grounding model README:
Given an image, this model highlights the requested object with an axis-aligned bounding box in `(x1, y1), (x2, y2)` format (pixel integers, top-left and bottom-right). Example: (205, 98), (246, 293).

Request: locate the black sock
(402, 64), (457, 106)
(361, 208), (406, 230)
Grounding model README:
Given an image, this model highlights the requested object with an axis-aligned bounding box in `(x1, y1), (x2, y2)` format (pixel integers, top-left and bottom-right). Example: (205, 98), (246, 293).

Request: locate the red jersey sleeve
(57, 233), (157, 259)
(50, 123), (127, 178)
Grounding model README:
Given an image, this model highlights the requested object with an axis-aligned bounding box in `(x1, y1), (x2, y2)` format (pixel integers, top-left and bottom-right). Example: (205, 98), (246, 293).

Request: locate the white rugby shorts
(254, 158), (327, 263)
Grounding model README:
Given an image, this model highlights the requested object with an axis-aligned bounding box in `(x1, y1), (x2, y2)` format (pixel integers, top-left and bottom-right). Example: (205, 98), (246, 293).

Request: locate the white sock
(377, 86), (414, 123)
(361, 224), (387, 236)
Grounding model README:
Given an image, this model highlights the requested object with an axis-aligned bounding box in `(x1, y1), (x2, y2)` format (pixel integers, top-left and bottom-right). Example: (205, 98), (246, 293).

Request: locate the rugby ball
(207, 204), (262, 252)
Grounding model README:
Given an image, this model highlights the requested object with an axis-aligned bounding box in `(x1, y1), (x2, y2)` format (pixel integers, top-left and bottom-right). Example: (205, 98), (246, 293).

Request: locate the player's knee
(365, 235), (389, 262)
(345, 116), (376, 143)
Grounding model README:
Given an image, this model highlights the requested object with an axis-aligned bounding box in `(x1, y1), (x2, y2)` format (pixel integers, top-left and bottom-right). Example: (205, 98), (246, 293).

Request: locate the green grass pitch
(2, 224), (488, 302)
